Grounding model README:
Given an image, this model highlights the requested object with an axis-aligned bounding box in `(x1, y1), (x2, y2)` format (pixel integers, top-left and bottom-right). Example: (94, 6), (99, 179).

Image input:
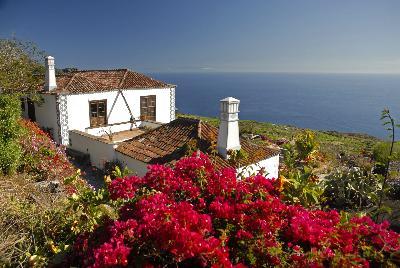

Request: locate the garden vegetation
(67, 153), (400, 267)
(1, 38), (400, 267)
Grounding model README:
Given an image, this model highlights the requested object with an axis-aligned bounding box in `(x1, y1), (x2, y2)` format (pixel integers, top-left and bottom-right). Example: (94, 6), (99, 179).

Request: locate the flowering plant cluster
(71, 153), (400, 267)
(19, 120), (76, 182)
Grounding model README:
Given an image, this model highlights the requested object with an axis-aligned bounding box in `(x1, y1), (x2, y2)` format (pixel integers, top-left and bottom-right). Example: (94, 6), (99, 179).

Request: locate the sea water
(151, 72), (400, 139)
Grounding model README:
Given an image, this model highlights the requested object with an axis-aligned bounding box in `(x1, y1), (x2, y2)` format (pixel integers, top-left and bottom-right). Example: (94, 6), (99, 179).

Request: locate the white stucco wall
(34, 94), (61, 143)
(85, 120), (164, 137)
(67, 87), (175, 135)
(69, 130), (117, 169)
(117, 152), (279, 179)
(140, 120), (164, 129)
(115, 152), (149, 177)
(237, 154), (280, 179)
(29, 87), (174, 146)
(86, 122), (136, 137)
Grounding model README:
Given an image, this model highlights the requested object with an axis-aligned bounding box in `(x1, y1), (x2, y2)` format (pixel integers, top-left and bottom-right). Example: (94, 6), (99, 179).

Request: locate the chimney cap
(45, 55), (55, 60)
(220, 97), (240, 103)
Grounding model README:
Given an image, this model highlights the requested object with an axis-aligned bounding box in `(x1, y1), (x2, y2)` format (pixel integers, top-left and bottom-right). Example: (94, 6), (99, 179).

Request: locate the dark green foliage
(372, 141), (400, 165)
(0, 38), (47, 174)
(56, 67), (78, 75)
(104, 160), (132, 179)
(0, 94), (22, 174)
(294, 130), (319, 160)
(376, 109), (397, 220)
(0, 94), (22, 140)
(387, 179), (400, 200)
(0, 141), (22, 175)
(324, 168), (382, 210)
(281, 131), (325, 207)
(0, 38), (45, 93)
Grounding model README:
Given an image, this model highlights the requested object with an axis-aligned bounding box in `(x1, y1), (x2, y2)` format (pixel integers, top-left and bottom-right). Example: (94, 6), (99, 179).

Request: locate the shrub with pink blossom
(19, 119), (76, 182)
(69, 152), (400, 267)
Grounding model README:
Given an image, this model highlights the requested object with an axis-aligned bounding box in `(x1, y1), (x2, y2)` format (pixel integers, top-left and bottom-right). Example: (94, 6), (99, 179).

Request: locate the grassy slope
(179, 114), (381, 161)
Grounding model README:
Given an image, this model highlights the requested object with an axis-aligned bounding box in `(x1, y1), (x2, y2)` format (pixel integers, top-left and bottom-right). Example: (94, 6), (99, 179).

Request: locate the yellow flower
(277, 175), (287, 192)
(104, 175), (112, 185)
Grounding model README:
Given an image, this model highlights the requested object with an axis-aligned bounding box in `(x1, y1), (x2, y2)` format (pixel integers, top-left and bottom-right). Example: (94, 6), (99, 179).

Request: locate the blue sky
(1, 0), (399, 73)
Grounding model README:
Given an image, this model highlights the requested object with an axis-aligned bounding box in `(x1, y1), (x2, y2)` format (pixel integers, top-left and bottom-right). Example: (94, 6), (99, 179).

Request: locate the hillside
(179, 113), (382, 162)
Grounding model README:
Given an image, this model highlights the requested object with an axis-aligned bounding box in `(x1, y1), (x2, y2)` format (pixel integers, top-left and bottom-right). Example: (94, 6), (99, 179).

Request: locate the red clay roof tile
(116, 117), (279, 170)
(43, 69), (172, 94)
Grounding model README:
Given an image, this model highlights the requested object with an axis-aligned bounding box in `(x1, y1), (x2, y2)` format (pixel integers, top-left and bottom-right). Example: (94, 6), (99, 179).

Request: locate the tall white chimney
(45, 56), (57, 91)
(217, 97), (241, 159)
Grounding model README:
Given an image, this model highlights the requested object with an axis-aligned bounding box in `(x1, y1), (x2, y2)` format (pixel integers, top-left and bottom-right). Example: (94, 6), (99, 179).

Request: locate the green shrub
(295, 130), (319, 160)
(281, 166), (325, 207)
(281, 130), (325, 207)
(0, 141), (22, 175)
(104, 160), (133, 179)
(372, 141), (400, 165)
(0, 94), (23, 174)
(323, 168), (382, 210)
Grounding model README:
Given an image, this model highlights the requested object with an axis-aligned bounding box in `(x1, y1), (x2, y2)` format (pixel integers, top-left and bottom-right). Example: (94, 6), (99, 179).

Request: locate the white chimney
(217, 97), (241, 159)
(45, 56), (57, 91)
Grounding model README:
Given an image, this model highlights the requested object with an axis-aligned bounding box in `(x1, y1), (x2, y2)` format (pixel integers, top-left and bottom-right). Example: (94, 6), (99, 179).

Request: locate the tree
(0, 38), (45, 174)
(0, 38), (45, 94)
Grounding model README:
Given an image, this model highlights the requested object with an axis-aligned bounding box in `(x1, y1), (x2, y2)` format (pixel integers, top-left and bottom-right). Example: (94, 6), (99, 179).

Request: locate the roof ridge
(64, 73), (78, 91)
(174, 117), (217, 140)
(175, 117), (201, 123)
(50, 68), (173, 93)
(74, 68), (128, 73)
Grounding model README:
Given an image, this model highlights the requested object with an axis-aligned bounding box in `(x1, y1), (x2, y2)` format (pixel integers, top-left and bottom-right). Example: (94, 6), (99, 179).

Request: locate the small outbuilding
(116, 98), (280, 178)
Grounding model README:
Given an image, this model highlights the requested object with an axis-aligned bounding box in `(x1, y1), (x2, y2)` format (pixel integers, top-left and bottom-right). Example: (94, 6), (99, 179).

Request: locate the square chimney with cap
(217, 97), (241, 159)
(45, 56), (57, 91)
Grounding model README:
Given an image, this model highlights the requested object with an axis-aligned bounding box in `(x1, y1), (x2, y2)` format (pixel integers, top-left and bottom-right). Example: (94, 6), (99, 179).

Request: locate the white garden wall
(140, 120), (164, 129)
(85, 120), (163, 138)
(115, 151), (149, 177)
(86, 122), (136, 137)
(237, 154), (279, 179)
(69, 130), (117, 169)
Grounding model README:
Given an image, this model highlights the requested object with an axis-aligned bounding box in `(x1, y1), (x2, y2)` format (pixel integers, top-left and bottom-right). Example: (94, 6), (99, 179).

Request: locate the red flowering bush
(70, 153), (400, 267)
(19, 119), (76, 182)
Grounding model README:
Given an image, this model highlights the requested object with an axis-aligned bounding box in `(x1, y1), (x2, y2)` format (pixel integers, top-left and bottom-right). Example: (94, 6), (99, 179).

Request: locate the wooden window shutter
(89, 100), (107, 127)
(140, 95), (156, 121)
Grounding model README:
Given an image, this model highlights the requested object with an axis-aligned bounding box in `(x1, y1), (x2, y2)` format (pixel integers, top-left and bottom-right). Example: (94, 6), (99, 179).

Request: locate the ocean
(150, 72), (400, 139)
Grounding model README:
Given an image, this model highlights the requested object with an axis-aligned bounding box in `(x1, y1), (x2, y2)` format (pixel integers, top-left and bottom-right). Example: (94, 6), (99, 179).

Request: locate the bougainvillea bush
(19, 119), (76, 182)
(70, 153), (400, 267)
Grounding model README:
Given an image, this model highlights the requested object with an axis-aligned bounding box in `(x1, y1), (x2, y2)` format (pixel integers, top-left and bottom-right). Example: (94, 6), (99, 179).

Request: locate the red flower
(70, 153), (400, 267)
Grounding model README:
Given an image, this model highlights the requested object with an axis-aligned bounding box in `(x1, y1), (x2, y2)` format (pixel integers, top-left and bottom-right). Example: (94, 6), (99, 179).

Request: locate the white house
(21, 56), (176, 146)
(116, 97), (280, 179)
(22, 56), (279, 178)
(21, 56), (176, 168)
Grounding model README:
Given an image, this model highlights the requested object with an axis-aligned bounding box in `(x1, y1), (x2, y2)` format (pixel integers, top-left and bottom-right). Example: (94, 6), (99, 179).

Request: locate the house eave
(38, 85), (176, 96)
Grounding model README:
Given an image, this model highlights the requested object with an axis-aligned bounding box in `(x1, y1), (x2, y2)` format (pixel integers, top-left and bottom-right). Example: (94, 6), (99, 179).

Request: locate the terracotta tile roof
(116, 118), (279, 170)
(43, 69), (173, 94)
